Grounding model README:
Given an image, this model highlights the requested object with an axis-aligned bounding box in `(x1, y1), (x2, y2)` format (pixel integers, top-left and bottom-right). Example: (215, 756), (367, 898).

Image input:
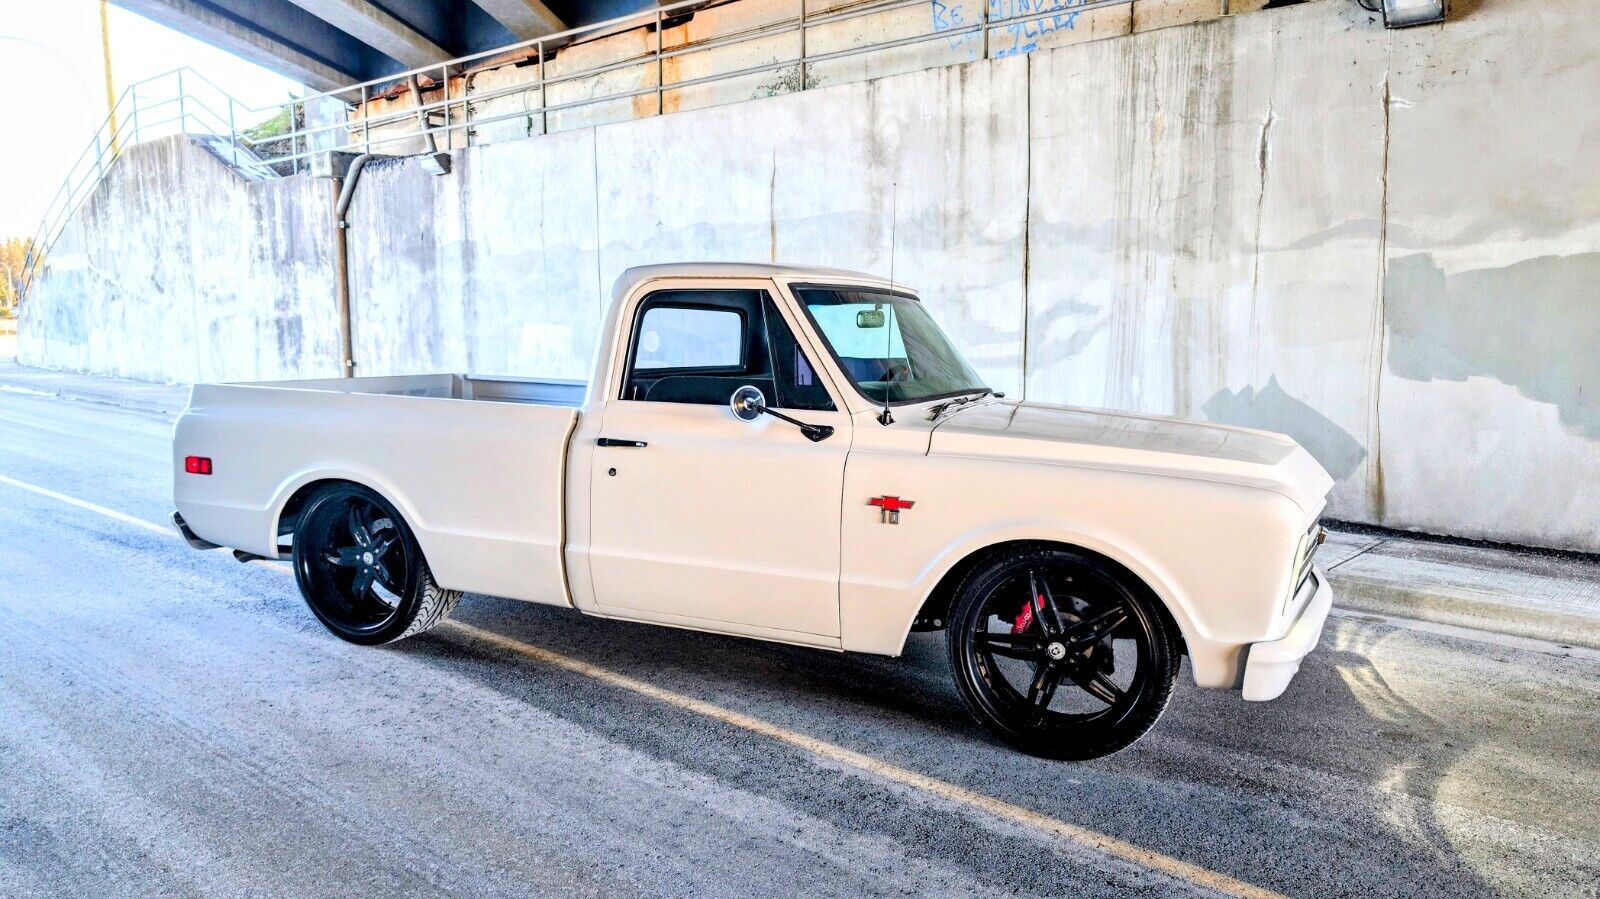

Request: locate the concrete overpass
(117, 0), (660, 91)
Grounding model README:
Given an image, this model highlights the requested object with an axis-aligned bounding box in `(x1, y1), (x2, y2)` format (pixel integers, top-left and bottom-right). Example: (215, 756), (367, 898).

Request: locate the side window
(623, 290), (766, 405)
(621, 289), (837, 411)
(763, 297), (835, 412)
(633, 306), (743, 370)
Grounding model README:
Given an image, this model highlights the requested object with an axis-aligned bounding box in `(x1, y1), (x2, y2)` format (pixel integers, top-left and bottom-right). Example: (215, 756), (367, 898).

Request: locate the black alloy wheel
(292, 484), (459, 645)
(948, 546), (1179, 759)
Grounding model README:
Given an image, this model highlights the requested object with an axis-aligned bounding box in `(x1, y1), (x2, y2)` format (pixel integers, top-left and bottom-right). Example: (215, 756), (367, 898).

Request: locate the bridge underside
(116, 0), (660, 91)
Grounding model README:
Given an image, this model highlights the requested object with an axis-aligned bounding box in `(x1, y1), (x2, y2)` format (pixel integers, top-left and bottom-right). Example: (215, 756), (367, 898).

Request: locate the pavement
(2, 355), (1595, 652)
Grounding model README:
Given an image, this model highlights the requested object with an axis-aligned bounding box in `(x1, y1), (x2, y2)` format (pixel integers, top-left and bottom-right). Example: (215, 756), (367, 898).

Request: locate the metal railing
(21, 0), (1129, 297)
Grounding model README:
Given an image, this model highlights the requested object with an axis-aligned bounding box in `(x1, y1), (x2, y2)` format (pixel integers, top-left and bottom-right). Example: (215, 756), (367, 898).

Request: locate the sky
(0, 0), (305, 241)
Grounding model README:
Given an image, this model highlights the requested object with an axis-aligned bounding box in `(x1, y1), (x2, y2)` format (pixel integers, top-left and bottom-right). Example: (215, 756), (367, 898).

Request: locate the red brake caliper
(1012, 595), (1038, 634)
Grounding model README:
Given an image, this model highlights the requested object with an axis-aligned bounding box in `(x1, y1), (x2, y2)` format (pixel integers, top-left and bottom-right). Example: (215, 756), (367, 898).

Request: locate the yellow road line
(0, 471), (1284, 899)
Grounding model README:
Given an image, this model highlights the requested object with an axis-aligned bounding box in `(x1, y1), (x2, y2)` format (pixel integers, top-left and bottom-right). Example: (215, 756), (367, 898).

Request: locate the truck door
(587, 285), (851, 640)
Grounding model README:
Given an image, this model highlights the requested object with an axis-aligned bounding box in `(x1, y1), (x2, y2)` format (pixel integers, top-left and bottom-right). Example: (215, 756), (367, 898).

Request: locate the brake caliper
(1012, 597), (1037, 634)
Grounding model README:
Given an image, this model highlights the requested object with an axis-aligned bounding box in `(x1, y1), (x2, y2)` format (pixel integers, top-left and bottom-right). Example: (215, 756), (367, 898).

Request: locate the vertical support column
(656, 8), (665, 116)
(982, 0), (990, 60)
(176, 69), (187, 134)
(361, 84), (371, 153)
(227, 97), (238, 167)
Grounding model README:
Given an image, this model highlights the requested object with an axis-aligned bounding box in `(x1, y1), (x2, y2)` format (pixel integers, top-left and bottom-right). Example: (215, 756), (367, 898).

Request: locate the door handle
(596, 437), (648, 448)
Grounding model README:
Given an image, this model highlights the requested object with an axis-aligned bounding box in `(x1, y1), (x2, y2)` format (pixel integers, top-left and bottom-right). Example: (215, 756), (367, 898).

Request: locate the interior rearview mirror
(856, 309), (886, 329)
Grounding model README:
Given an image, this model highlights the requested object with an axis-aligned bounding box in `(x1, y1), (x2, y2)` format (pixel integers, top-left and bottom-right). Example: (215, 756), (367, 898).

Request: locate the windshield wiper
(927, 388), (1003, 420)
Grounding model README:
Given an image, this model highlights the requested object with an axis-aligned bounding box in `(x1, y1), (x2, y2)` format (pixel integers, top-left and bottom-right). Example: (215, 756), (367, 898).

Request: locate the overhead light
(1381, 0), (1447, 27)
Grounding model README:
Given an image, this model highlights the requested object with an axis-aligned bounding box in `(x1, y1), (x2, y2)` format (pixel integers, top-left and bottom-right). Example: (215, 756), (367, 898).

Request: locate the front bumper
(1242, 567), (1333, 701)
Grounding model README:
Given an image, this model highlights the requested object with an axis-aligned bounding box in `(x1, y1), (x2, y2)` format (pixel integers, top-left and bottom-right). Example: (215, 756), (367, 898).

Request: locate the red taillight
(184, 456), (213, 475)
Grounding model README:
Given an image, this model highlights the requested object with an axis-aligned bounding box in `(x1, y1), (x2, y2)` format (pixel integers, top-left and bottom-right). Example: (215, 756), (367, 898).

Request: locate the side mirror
(730, 385), (766, 422)
(728, 384), (834, 442)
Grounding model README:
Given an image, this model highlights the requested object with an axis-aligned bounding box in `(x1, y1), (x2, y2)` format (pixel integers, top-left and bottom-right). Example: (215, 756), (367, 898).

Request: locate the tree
(0, 236), (31, 318)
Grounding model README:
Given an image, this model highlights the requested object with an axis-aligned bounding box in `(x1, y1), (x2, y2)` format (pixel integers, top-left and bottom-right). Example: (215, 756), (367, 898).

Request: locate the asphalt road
(0, 388), (1597, 898)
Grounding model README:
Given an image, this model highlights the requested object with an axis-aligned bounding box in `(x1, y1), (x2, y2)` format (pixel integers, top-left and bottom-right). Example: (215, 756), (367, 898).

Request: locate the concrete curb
(0, 382), (187, 417)
(1329, 571), (1600, 651)
(0, 361), (188, 418)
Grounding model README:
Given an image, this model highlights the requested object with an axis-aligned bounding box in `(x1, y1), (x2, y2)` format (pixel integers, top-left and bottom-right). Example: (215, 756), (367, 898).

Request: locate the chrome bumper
(1242, 567), (1333, 702)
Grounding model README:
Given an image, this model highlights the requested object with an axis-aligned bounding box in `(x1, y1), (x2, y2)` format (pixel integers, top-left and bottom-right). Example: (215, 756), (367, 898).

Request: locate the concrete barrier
(19, 0), (1600, 552)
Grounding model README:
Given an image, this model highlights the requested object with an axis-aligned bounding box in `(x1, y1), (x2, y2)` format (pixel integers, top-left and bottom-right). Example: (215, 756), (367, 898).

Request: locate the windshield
(794, 285), (988, 405)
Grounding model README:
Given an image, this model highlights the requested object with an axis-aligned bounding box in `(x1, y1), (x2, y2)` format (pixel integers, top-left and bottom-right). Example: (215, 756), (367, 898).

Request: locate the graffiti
(931, 0), (1086, 57)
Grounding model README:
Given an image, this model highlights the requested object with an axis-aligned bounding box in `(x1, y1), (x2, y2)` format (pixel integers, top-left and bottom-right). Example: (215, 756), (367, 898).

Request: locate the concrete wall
(22, 138), (344, 384)
(20, 0), (1600, 551)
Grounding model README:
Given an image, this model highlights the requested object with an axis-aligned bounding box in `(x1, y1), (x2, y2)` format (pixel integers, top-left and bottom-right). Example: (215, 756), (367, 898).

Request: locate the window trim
(620, 298), (750, 398)
(790, 282), (990, 408)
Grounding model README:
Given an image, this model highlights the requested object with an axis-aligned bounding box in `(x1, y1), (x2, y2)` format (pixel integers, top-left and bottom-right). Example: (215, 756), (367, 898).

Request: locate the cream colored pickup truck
(173, 263), (1334, 759)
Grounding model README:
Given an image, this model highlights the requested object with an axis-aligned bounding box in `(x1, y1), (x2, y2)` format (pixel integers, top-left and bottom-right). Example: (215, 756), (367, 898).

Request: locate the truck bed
(174, 373), (583, 606)
(223, 373), (587, 408)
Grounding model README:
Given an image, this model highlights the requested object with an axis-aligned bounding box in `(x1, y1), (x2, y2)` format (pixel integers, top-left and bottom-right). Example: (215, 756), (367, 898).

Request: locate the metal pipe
(332, 153), (374, 378)
(407, 73), (440, 155)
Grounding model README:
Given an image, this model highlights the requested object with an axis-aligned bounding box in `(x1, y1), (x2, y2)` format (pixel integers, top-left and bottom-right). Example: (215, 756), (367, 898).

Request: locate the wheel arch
(267, 469), (428, 561)
(909, 538), (1191, 659)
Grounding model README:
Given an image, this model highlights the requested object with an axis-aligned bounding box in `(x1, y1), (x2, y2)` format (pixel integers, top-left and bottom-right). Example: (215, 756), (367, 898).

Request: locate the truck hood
(929, 401), (1334, 516)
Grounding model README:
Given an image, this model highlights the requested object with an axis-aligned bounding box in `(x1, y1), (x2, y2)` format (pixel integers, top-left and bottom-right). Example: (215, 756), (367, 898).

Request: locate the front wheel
(292, 484), (461, 645)
(947, 546), (1179, 759)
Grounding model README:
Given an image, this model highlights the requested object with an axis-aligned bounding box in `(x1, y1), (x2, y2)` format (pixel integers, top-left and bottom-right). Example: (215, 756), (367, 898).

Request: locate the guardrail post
(656, 8), (665, 116)
(227, 97), (238, 166)
(538, 41), (548, 136)
(798, 0), (808, 91)
(441, 63), (452, 149)
(361, 85), (371, 153)
(177, 69), (187, 134)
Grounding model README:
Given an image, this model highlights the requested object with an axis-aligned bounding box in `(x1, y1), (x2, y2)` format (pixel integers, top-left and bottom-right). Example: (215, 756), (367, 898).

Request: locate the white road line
(0, 473), (293, 574)
(0, 470), (1284, 899)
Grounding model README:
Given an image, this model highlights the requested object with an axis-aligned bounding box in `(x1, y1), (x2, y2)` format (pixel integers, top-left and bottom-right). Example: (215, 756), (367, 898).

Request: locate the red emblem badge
(868, 496), (915, 525)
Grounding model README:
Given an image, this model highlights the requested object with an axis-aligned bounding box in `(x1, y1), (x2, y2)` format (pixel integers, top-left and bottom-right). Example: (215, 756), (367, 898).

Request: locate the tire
(291, 484), (462, 645)
(946, 544), (1179, 760)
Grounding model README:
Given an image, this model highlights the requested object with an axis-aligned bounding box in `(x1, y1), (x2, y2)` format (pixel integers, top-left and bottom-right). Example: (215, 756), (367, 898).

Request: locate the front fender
(837, 452), (1308, 690)
(841, 518), (1202, 663)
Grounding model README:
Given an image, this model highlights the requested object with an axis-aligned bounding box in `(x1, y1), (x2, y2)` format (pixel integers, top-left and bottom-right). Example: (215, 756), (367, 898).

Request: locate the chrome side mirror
(730, 385), (766, 422)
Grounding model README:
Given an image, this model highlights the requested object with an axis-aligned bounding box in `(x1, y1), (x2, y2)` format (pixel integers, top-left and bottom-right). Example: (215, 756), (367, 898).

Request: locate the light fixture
(419, 151), (452, 176)
(1380, 0), (1448, 28)
(309, 150), (358, 180)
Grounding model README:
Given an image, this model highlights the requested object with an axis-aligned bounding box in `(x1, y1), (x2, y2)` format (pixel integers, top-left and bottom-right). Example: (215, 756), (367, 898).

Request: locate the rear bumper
(172, 511), (222, 550)
(1242, 567), (1333, 701)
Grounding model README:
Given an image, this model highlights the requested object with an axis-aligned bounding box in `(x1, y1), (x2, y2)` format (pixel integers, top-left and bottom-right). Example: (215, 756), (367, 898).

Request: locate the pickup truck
(173, 262), (1335, 759)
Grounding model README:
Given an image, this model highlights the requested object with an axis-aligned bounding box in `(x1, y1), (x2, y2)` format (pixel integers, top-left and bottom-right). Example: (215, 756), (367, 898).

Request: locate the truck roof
(613, 263), (905, 300)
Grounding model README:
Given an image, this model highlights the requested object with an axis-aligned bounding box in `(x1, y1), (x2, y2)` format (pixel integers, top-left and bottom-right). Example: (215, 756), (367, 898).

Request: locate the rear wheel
(291, 484), (460, 645)
(947, 545), (1179, 759)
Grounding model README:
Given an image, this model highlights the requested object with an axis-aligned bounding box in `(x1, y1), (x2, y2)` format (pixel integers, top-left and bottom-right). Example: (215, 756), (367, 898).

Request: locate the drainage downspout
(409, 74), (440, 156)
(332, 153), (372, 378)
